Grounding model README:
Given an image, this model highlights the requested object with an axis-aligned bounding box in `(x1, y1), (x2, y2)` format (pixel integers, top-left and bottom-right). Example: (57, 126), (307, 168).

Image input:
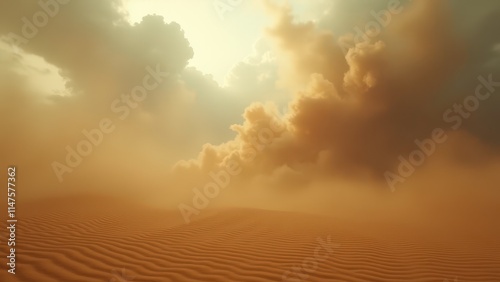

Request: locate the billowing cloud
(0, 0), (205, 201)
(172, 0), (500, 223)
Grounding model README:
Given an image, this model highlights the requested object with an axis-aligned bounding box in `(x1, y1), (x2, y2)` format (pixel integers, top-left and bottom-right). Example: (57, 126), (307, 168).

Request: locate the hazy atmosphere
(1, 0), (499, 281)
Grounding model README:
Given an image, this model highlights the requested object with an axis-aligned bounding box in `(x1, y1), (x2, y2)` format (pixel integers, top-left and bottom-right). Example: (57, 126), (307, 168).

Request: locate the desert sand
(1, 196), (499, 282)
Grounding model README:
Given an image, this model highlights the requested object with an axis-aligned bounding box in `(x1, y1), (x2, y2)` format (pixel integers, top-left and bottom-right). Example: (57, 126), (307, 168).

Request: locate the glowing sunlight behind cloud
(124, 0), (272, 85)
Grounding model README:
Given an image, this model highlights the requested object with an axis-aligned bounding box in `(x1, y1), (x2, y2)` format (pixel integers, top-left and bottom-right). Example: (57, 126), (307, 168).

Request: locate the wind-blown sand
(1, 196), (499, 282)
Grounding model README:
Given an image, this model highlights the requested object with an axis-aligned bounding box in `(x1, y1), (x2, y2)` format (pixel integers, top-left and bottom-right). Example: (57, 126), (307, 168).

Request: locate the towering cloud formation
(171, 0), (500, 221)
(178, 0), (484, 180)
(0, 0), (198, 200)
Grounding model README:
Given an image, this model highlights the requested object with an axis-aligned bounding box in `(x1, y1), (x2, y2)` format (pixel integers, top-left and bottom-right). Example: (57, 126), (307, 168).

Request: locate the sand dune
(1, 197), (499, 282)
